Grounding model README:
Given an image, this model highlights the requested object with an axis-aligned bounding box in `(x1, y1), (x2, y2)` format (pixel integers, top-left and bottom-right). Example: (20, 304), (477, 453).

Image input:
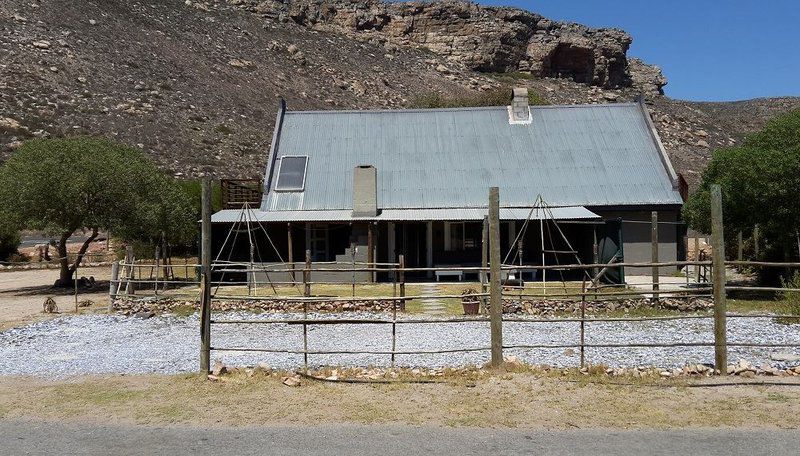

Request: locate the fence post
(398, 254), (406, 312)
(489, 187), (503, 367)
(710, 184), (728, 374)
(125, 245), (135, 296)
(199, 178), (212, 374)
(108, 261), (119, 312)
(580, 279), (586, 368)
(304, 250), (311, 297)
(693, 235), (701, 283)
(651, 211), (659, 301)
(480, 216), (489, 314)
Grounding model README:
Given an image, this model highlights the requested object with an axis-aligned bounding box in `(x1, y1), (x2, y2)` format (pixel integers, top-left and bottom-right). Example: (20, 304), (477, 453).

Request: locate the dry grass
(0, 372), (798, 429)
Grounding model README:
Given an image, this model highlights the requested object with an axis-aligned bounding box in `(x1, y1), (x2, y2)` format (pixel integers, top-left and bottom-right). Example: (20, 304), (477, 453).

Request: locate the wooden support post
(592, 226), (599, 300)
(710, 184), (728, 374)
(651, 211), (659, 301)
(489, 187), (503, 367)
(74, 262), (79, 313)
(125, 245), (135, 295)
(199, 178), (212, 375)
(694, 235), (701, 283)
(154, 244), (160, 296)
(426, 221), (433, 279)
(287, 223), (295, 283)
(109, 262), (119, 311)
(367, 222), (375, 283)
(737, 231), (743, 261)
(398, 254), (406, 312)
(304, 250), (311, 297)
(303, 291), (309, 372)
(580, 279), (586, 368)
(753, 225), (760, 258)
(480, 216), (489, 314)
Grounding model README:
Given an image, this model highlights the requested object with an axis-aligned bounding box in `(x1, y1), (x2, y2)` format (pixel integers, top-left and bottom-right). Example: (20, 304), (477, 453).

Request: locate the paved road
(2, 421), (798, 455)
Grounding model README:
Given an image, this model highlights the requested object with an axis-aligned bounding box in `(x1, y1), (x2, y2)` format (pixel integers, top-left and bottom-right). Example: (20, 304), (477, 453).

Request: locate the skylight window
(275, 156), (308, 191)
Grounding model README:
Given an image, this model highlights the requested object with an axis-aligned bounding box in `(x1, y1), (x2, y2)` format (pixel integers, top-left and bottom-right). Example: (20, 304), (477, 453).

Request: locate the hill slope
(2, 0), (798, 189)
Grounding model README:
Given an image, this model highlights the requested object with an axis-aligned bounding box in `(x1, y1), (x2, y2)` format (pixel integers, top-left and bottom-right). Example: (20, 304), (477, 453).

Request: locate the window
(275, 156), (308, 191)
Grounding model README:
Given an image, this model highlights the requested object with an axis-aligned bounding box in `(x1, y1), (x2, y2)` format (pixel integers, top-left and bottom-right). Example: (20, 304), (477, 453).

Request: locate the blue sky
(482, 0), (799, 101)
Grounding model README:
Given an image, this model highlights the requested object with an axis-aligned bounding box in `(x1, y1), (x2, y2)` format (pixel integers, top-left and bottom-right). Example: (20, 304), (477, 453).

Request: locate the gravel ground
(0, 312), (798, 377)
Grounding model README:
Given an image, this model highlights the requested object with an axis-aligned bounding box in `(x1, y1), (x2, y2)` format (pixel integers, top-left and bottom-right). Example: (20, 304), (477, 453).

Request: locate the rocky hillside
(1, 0), (798, 189)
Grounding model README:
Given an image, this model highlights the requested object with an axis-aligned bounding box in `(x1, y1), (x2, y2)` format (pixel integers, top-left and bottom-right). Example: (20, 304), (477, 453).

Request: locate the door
(309, 224), (329, 261)
(598, 218), (625, 284)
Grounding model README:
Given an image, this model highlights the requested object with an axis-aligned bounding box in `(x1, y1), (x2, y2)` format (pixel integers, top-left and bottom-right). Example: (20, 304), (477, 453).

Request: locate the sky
(482, 0), (799, 101)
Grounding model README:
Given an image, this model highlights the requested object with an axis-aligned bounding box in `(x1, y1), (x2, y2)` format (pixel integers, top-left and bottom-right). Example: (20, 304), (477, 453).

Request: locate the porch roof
(211, 206), (600, 223)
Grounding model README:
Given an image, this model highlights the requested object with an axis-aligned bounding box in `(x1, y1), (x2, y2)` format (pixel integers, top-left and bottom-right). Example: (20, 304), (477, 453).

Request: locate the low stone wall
(114, 296), (712, 316)
(113, 297), (398, 315)
(502, 297), (714, 315)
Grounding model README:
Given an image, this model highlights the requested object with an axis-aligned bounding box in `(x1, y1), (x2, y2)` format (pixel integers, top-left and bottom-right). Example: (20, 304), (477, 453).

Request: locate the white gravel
(0, 312), (798, 378)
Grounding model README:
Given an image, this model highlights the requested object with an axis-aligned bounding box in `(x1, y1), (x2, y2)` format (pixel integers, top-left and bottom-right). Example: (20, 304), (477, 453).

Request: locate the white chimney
(508, 87), (532, 125)
(352, 165), (378, 217)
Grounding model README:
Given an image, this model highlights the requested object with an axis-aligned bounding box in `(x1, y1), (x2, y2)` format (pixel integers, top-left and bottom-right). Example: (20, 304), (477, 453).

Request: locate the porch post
(387, 222), (396, 265)
(287, 223), (295, 283)
(426, 221), (433, 279)
(481, 216), (488, 314)
(367, 222), (375, 283)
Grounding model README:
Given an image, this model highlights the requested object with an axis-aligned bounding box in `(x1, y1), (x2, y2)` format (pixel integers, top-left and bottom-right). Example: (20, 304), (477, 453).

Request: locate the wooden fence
(106, 182), (800, 376)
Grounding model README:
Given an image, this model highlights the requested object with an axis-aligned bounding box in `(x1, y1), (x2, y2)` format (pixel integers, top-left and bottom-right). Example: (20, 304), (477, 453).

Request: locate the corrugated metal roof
(261, 102), (682, 212)
(211, 206), (600, 223)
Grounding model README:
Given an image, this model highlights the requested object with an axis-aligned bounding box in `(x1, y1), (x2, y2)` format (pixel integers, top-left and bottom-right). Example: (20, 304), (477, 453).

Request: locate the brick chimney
(509, 87), (532, 124)
(352, 165), (378, 217)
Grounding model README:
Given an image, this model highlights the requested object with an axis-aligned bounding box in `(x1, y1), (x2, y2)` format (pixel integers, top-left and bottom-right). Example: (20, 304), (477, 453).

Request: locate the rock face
(240, 0), (666, 94)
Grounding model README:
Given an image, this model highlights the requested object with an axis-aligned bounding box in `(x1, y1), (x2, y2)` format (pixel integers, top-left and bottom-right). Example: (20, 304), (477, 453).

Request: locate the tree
(0, 137), (197, 286)
(684, 109), (800, 280)
(0, 216), (19, 262)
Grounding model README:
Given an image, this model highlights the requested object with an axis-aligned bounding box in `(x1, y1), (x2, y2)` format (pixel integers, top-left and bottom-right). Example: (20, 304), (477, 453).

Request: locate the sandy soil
(0, 372), (798, 429)
(0, 267), (111, 331)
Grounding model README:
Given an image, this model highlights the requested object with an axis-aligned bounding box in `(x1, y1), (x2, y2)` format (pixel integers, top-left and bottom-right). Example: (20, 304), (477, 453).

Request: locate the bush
(410, 87), (548, 109)
(0, 228), (20, 262)
(781, 271), (800, 318)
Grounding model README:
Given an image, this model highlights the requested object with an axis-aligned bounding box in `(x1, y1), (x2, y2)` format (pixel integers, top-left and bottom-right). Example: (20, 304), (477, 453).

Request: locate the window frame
(273, 155), (309, 192)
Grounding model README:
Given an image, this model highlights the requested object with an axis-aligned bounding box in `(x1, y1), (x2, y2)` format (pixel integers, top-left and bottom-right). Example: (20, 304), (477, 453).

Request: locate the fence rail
(107, 182), (800, 376)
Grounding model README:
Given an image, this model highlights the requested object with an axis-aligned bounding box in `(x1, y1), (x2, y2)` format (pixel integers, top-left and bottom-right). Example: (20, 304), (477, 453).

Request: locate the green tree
(0, 217), (20, 261)
(684, 110), (800, 279)
(0, 137), (197, 286)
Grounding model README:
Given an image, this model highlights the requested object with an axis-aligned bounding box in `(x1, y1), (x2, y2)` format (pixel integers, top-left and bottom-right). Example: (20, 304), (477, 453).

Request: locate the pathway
(418, 283), (446, 315)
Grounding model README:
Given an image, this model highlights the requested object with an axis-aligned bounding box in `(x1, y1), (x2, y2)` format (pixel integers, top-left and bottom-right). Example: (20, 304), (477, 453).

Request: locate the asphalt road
(2, 421), (798, 455)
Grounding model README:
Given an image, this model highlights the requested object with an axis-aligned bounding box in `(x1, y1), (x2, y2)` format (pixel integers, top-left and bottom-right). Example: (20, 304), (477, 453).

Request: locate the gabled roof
(260, 100), (682, 212)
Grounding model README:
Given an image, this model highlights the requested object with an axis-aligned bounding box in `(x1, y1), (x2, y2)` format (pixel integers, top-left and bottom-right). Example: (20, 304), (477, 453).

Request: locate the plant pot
(462, 301), (480, 315)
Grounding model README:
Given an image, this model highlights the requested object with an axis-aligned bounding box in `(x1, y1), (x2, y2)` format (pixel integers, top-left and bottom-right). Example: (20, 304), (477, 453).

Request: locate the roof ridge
(285, 102), (639, 115)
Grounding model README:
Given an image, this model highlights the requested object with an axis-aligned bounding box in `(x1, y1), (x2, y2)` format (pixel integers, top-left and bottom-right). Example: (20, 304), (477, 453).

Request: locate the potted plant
(461, 288), (480, 315)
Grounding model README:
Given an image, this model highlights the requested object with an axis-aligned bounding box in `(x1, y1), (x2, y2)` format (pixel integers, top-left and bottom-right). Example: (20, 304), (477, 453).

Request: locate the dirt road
(1, 421), (798, 455)
(0, 266), (111, 331)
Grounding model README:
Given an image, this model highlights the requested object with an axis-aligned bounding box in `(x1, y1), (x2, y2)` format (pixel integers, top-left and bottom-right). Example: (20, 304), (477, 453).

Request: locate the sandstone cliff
(234, 0), (667, 95)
